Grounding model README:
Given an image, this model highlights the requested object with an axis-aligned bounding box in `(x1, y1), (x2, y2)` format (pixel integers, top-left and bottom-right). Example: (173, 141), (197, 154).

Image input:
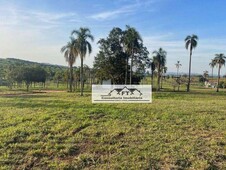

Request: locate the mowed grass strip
(0, 89), (225, 169)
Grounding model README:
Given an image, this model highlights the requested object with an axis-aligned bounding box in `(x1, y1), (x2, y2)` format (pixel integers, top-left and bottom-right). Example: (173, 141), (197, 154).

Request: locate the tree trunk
(217, 66), (220, 92)
(187, 48), (192, 92)
(125, 57), (128, 84)
(80, 57), (84, 96)
(90, 74), (93, 90)
(75, 80), (77, 90)
(57, 80), (59, 88)
(73, 82), (75, 92)
(212, 68), (213, 80)
(130, 48), (134, 85)
(26, 83), (29, 92)
(66, 81), (68, 90)
(157, 64), (160, 91)
(69, 65), (73, 92)
(151, 70), (154, 87)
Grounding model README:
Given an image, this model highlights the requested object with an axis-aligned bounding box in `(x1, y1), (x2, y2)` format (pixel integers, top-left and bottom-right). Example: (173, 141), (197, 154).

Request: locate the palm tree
(61, 37), (78, 92)
(213, 53), (226, 92)
(185, 34), (198, 92)
(209, 59), (215, 80)
(71, 27), (94, 96)
(175, 61), (182, 77)
(153, 48), (167, 91)
(124, 25), (142, 84)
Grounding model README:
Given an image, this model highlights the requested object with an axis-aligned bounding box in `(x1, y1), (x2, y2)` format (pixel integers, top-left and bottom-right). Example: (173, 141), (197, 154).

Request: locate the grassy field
(0, 88), (226, 169)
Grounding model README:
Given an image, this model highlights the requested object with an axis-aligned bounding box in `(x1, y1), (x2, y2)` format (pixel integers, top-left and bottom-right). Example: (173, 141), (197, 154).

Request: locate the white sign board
(92, 85), (152, 103)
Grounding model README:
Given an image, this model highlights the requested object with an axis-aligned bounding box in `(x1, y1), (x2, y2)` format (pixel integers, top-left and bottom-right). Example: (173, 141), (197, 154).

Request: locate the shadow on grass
(0, 94), (50, 98)
(154, 88), (226, 96)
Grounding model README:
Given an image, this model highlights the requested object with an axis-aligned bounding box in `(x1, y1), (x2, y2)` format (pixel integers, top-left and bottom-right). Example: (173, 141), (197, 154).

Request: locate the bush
(199, 76), (207, 83)
(218, 81), (226, 88)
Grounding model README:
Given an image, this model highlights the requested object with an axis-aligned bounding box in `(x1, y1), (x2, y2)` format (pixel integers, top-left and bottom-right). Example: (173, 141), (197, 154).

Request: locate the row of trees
(61, 26), (226, 94)
(62, 26), (169, 93)
(59, 27), (206, 94)
(5, 66), (47, 91)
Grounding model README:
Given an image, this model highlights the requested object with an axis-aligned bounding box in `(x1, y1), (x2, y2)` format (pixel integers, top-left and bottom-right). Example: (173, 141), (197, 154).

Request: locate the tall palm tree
(213, 53), (226, 92)
(209, 59), (215, 80)
(124, 25), (142, 84)
(61, 37), (78, 92)
(153, 48), (167, 91)
(71, 27), (94, 96)
(185, 34), (198, 92)
(175, 61), (182, 77)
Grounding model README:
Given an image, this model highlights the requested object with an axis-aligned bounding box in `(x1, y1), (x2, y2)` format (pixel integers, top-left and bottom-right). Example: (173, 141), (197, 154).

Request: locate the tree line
(0, 58), (95, 91)
(1, 26), (225, 93)
(62, 26), (169, 94)
(5, 66), (47, 91)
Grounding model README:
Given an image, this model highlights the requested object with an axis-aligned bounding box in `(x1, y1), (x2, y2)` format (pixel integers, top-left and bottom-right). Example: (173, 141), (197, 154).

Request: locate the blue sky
(1, 0), (226, 74)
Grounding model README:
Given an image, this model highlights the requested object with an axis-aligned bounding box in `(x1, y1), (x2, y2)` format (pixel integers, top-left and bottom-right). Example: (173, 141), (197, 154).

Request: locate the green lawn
(0, 88), (225, 169)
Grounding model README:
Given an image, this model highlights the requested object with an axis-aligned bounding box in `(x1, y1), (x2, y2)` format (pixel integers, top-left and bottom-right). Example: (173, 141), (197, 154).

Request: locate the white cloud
(0, 5), (82, 66)
(90, 5), (136, 20)
(0, 6), (81, 29)
(89, 0), (156, 20)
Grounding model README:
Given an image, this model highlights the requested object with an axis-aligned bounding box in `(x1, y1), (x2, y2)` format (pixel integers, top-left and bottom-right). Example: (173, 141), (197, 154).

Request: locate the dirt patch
(34, 90), (65, 93)
(0, 92), (45, 97)
(0, 90), (65, 97)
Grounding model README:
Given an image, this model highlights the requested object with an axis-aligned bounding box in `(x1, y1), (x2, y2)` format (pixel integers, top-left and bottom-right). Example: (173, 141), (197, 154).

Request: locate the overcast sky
(1, 0), (226, 74)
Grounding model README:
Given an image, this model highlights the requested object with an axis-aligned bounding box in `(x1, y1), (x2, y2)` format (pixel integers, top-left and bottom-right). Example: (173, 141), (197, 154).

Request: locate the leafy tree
(61, 37), (78, 92)
(185, 34), (198, 92)
(71, 27), (94, 96)
(199, 76), (207, 83)
(153, 48), (167, 91)
(213, 53), (226, 92)
(94, 28), (127, 84)
(94, 45), (127, 84)
(94, 27), (148, 85)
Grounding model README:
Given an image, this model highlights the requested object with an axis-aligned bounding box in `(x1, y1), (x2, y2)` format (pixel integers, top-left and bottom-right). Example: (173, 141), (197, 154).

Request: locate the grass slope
(0, 90), (225, 169)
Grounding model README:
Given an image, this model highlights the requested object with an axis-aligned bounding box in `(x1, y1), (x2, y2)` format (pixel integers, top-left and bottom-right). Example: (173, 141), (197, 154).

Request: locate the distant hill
(167, 72), (202, 76)
(0, 58), (68, 70)
(0, 58), (70, 80)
